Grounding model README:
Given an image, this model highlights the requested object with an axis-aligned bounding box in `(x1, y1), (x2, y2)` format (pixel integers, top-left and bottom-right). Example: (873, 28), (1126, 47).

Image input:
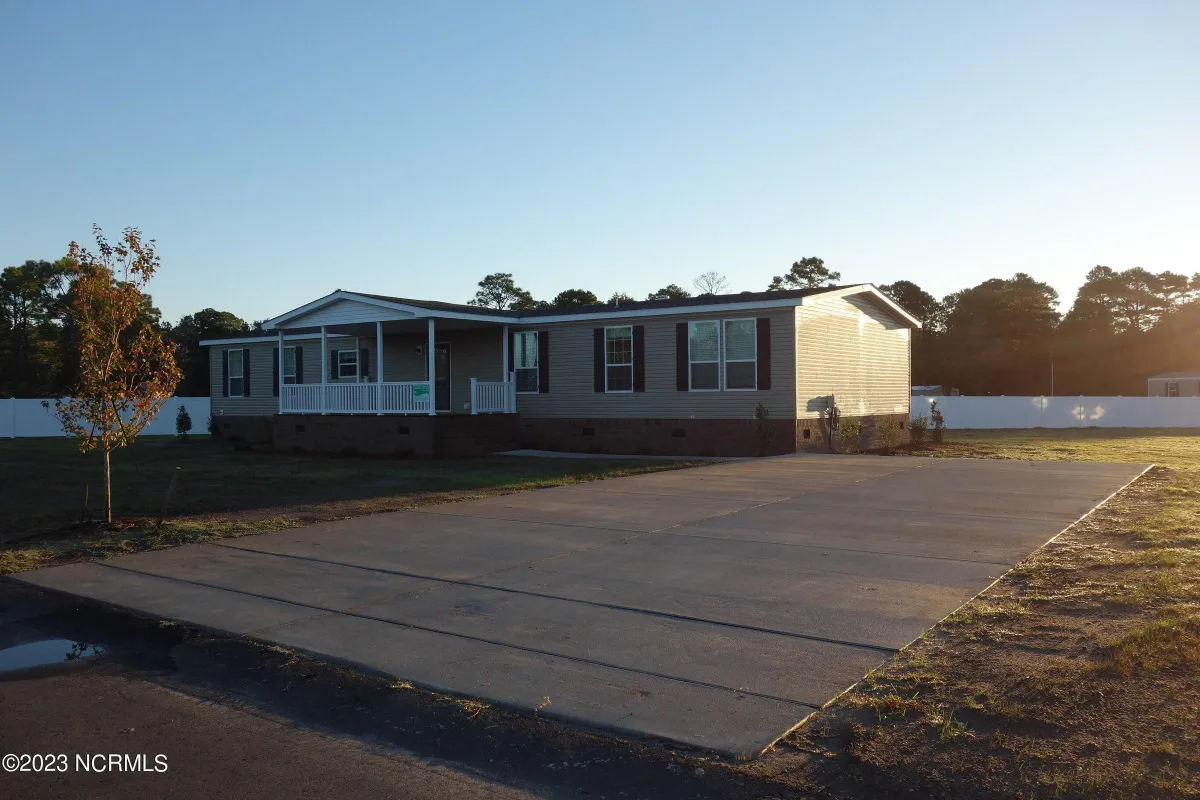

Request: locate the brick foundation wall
(795, 412), (910, 453)
(271, 413), (519, 458)
(431, 415), (520, 458)
(210, 415), (273, 445)
(517, 418), (799, 458)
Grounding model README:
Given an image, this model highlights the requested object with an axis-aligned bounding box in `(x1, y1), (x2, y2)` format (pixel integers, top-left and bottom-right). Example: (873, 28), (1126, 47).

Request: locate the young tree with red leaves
(47, 225), (182, 524)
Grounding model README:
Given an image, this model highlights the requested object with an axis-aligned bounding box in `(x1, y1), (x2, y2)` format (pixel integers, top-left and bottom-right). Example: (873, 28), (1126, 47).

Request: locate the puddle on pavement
(0, 639), (104, 674)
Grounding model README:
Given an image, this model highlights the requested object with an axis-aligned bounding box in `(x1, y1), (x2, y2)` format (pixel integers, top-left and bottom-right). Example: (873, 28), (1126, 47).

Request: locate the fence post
(470, 378), (478, 415)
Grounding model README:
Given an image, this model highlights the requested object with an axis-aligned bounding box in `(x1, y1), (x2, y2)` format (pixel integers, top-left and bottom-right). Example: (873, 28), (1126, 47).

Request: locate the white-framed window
(1167, 381), (1179, 397)
(228, 348), (245, 396)
(514, 331), (538, 393)
(688, 320), (720, 391)
(337, 349), (358, 379)
(722, 318), (757, 390)
(605, 325), (634, 392)
(283, 346), (297, 384)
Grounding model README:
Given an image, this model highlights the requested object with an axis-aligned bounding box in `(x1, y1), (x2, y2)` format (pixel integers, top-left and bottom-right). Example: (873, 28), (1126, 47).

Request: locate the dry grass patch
(736, 462), (1200, 798)
(1100, 610), (1200, 677)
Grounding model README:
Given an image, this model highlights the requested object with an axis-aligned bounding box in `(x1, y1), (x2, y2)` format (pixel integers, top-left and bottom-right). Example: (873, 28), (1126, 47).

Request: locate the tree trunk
(103, 447), (112, 525)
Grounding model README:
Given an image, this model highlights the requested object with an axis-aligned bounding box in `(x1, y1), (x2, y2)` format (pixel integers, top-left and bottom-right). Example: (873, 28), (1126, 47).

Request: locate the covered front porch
(264, 292), (518, 416)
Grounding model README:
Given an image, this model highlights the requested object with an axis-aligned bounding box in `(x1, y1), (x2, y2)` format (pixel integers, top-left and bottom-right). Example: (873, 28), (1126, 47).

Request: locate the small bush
(207, 415), (221, 441)
(877, 418), (901, 454)
(910, 413), (929, 443)
(929, 400), (946, 443)
(175, 405), (192, 440)
(754, 402), (774, 457)
(838, 418), (862, 453)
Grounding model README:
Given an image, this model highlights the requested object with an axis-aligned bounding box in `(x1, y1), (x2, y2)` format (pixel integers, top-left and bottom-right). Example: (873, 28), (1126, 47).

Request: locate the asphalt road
(0, 663), (534, 800)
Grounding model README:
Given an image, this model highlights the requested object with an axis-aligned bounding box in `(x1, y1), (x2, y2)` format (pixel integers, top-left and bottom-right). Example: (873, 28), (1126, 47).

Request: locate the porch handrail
(470, 375), (515, 414)
(281, 381), (432, 414)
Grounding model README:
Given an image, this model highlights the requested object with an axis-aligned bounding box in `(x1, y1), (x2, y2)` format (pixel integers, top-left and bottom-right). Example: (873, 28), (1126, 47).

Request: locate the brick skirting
(271, 413), (518, 458)
(210, 412), (906, 458)
(210, 415), (273, 445)
(796, 412), (911, 453)
(519, 414), (910, 458)
(516, 418), (795, 458)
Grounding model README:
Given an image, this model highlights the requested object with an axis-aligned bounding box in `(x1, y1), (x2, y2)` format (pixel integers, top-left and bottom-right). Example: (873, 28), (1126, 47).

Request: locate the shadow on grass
(0, 437), (701, 544)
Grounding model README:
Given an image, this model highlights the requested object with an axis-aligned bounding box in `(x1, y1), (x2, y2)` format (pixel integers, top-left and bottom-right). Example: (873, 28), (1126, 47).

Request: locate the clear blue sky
(2, 1), (1197, 324)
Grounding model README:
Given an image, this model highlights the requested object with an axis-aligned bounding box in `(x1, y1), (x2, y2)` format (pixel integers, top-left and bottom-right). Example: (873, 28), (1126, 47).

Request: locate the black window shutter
(360, 347), (370, 379)
(675, 322), (688, 391)
(593, 328), (604, 392)
(507, 330), (515, 375)
(222, 350), (229, 397)
(295, 347), (304, 384)
(330, 350), (337, 381)
(242, 348), (251, 396)
(537, 331), (550, 393)
(756, 318), (771, 390)
(633, 325), (646, 392)
(273, 347), (280, 396)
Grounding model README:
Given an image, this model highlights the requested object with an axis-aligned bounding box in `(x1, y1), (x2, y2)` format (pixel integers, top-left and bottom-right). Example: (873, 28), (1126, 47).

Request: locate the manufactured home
(200, 284), (919, 457)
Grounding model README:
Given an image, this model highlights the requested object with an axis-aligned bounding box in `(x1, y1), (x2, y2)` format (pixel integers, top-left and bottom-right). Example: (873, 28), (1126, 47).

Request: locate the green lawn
(0, 437), (699, 575)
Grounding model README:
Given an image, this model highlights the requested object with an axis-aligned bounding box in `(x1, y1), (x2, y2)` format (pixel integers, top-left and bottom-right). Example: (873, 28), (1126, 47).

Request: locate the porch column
(277, 329), (285, 414)
(427, 317), (436, 416)
(376, 321), (384, 415)
(501, 324), (509, 383)
(320, 325), (328, 415)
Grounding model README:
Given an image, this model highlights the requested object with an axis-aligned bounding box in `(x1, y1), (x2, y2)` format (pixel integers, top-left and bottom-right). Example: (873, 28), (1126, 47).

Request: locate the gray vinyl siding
(208, 343), (282, 416)
(378, 327), (505, 412)
(514, 308), (797, 420)
(208, 328), (505, 415)
(795, 295), (911, 419)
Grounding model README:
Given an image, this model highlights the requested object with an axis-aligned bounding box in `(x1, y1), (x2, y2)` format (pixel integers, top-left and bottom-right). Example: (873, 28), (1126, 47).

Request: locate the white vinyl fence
(912, 395), (1200, 429)
(0, 397), (211, 438)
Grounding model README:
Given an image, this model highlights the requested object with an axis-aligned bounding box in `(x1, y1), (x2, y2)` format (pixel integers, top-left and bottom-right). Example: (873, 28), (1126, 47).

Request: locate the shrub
(877, 418), (901, 454)
(175, 405), (192, 440)
(207, 415), (221, 441)
(929, 400), (946, 443)
(838, 417), (862, 453)
(754, 402), (774, 457)
(910, 413), (929, 444)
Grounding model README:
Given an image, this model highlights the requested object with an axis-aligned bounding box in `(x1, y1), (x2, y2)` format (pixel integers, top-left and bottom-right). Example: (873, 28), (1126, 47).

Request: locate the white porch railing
(378, 381), (433, 413)
(281, 382), (433, 414)
(470, 375), (516, 414)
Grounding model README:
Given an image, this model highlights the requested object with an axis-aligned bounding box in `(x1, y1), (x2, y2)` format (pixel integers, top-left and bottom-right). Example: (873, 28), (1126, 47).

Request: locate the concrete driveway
(13, 455), (1148, 757)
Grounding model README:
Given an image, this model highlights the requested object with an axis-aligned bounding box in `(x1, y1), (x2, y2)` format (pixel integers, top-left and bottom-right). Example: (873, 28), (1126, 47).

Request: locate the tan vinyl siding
(208, 343), (281, 416)
(795, 295), (910, 419)
(208, 328), (506, 415)
(514, 308), (796, 419)
(285, 299), (414, 327)
(379, 328), (505, 412)
(209, 336), (352, 415)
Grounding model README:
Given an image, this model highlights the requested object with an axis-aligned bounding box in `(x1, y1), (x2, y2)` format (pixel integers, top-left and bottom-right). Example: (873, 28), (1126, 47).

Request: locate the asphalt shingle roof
(353, 285), (852, 317)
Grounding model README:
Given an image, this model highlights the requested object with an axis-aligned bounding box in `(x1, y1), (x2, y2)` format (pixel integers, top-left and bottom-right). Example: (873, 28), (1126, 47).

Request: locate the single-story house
(200, 284), (919, 457)
(1147, 371), (1200, 397)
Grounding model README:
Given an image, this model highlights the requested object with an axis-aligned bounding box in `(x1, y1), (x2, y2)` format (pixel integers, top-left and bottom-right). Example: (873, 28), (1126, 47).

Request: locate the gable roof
(245, 283), (921, 335)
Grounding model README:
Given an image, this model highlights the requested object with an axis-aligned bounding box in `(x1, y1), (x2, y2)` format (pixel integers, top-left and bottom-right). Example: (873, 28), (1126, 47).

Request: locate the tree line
(3, 253), (1196, 399)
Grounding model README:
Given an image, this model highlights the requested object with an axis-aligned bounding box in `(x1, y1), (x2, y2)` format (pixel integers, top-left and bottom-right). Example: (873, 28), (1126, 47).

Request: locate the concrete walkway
(12, 455), (1149, 757)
